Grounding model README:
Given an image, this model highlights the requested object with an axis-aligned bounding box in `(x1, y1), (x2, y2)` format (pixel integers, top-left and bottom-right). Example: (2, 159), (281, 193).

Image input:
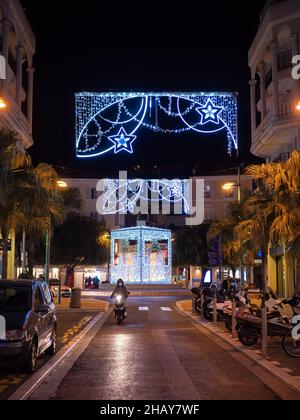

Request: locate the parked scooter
(202, 285), (236, 321)
(222, 290), (254, 332)
(236, 290), (300, 357)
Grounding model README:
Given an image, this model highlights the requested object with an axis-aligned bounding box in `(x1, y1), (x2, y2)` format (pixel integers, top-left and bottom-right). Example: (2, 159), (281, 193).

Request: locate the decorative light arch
(76, 92), (238, 157)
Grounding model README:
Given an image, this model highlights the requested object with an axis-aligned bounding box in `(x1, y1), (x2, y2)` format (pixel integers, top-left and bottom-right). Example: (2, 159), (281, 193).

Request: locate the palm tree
(235, 153), (300, 293)
(207, 191), (254, 281)
(0, 129), (64, 279)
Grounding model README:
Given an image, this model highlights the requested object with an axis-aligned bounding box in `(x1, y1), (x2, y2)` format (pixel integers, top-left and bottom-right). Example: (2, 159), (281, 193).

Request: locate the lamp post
(222, 167), (241, 205)
(222, 167), (243, 283)
(45, 180), (68, 284)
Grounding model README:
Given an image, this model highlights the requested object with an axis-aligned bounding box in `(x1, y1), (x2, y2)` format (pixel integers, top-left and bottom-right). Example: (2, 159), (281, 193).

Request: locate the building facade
(249, 0), (300, 296)
(249, 0), (300, 162)
(156, 174), (253, 228)
(60, 178), (125, 231)
(0, 1), (35, 279)
(0, 0), (35, 147)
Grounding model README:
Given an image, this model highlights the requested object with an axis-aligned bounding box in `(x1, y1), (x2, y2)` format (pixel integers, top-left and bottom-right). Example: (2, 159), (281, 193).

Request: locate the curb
(55, 299), (110, 314)
(177, 305), (300, 397)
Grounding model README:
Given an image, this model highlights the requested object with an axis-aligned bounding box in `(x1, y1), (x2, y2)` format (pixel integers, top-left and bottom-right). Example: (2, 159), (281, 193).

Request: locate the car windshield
(0, 287), (32, 312)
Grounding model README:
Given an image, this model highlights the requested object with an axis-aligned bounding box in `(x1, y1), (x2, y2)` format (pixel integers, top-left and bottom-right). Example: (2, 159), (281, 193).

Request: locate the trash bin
(70, 288), (81, 309)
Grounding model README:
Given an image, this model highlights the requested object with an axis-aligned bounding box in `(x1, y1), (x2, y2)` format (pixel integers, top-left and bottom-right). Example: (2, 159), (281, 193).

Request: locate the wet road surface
(0, 312), (98, 400)
(51, 297), (279, 400)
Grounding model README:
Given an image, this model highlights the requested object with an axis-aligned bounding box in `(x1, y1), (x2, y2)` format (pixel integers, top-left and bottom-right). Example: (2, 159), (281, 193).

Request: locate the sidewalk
(177, 300), (300, 396)
(54, 298), (110, 313)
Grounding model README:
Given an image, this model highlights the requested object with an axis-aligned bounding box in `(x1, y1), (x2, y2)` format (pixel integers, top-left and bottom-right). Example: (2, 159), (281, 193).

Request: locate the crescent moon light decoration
(75, 92), (238, 158)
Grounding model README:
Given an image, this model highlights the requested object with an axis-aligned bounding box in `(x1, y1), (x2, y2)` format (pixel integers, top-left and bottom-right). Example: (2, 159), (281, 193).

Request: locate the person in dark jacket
(111, 279), (129, 299)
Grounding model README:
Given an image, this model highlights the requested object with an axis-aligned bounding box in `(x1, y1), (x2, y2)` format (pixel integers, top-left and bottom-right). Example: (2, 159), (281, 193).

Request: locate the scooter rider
(111, 279), (130, 317)
(111, 278), (129, 299)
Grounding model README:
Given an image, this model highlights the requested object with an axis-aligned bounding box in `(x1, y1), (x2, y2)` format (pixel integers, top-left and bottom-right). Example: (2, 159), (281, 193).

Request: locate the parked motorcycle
(191, 287), (202, 315)
(236, 292), (300, 357)
(202, 285), (240, 321)
(191, 285), (236, 321)
(222, 290), (254, 332)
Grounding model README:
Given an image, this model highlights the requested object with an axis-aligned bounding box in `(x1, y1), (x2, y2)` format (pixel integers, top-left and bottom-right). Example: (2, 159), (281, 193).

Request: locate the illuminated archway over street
(76, 92), (238, 158)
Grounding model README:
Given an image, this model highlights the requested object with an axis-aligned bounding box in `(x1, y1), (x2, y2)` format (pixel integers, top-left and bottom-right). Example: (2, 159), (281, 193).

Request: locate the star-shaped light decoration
(168, 181), (182, 198)
(196, 99), (224, 125)
(108, 127), (137, 154)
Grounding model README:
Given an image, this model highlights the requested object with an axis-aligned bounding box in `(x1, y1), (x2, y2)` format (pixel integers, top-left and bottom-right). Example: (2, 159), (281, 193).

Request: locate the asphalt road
(0, 311), (98, 400)
(50, 297), (279, 400)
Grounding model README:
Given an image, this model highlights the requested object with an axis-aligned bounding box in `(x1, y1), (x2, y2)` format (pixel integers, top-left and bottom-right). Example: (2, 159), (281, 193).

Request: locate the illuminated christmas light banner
(76, 92), (238, 157)
(100, 178), (190, 214)
(96, 174), (204, 226)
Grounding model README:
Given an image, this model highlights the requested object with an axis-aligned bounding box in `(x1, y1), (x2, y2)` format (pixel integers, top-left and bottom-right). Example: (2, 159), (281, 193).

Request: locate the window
(34, 286), (44, 308)
(224, 189), (234, 199)
(41, 283), (52, 305)
(265, 67), (272, 88)
(90, 212), (98, 221)
(0, 287), (31, 312)
(204, 185), (211, 199)
(278, 50), (293, 71)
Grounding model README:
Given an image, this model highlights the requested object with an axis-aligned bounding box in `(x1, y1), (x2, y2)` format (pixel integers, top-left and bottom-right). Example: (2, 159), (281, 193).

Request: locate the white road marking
(161, 307), (172, 312)
(139, 307), (149, 311)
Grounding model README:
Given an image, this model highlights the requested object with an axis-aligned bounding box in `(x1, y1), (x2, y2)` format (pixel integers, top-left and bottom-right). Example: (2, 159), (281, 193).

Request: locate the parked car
(0, 280), (57, 373)
(51, 286), (72, 298)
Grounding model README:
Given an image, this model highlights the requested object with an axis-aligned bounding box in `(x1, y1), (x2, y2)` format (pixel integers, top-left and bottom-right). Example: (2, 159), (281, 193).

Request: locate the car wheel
(23, 339), (38, 374)
(45, 327), (57, 356)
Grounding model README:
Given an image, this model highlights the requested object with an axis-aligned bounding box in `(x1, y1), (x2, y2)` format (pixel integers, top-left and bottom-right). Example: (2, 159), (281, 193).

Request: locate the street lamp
(222, 182), (241, 204)
(0, 97), (8, 110)
(57, 180), (68, 188)
(295, 101), (300, 112)
(222, 165), (241, 204)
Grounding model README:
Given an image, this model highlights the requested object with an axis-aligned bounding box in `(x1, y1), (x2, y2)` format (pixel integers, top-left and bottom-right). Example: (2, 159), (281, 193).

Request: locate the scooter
(236, 292), (300, 350)
(222, 290), (255, 332)
(202, 285), (237, 321)
(114, 294), (127, 325)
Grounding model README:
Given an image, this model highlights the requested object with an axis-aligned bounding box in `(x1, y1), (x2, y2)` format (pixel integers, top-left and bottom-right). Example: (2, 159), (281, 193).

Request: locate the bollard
(231, 300), (237, 339)
(213, 292), (217, 326)
(261, 305), (268, 357)
(201, 291), (205, 320)
(192, 294), (196, 314)
(70, 288), (82, 309)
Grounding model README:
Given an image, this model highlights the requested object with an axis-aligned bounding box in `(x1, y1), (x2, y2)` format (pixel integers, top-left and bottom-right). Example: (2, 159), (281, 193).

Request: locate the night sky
(21, 0), (266, 178)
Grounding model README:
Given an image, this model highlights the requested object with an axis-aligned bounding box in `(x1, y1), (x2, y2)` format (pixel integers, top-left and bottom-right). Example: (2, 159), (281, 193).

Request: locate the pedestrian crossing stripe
(160, 307), (172, 312)
(139, 307), (149, 311)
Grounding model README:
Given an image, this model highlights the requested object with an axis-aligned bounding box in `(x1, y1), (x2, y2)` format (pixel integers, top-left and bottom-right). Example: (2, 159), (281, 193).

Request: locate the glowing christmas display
(110, 226), (172, 284)
(76, 92), (238, 157)
(100, 178), (190, 215)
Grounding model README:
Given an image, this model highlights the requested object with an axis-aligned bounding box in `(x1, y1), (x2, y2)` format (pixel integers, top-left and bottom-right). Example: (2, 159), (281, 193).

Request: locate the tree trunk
(1, 228), (9, 280)
(27, 239), (35, 278)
